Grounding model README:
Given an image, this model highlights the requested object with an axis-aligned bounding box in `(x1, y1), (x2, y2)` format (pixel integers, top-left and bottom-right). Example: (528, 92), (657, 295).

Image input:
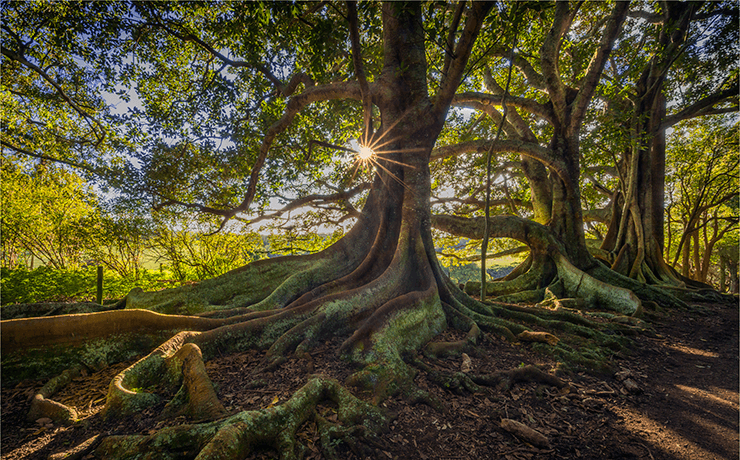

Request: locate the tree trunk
(602, 2), (695, 287)
(548, 133), (592, 269)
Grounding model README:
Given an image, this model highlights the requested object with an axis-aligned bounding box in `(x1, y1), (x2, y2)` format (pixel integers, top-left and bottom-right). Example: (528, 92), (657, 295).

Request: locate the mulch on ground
(2, 301), (737, 460)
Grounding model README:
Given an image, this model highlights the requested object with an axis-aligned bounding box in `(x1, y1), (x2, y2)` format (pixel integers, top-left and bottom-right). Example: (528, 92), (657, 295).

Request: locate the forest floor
(1, 300), (737, 460)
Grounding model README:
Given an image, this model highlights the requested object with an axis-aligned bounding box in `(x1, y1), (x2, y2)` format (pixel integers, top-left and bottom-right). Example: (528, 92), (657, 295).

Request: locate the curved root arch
(432, 214), (643, 314)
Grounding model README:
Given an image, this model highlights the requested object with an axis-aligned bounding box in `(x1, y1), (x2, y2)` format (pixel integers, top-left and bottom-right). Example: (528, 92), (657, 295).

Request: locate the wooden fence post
(96, 265), (103, 304)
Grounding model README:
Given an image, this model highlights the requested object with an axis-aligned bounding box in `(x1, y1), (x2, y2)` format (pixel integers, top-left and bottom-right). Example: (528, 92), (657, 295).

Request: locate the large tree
(596, 1), (738, 290)
(1, 2), (735, 458)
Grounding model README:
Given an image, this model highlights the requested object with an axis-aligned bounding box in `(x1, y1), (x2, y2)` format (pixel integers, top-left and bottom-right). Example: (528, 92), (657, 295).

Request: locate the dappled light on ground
(665, 343), (720, 359)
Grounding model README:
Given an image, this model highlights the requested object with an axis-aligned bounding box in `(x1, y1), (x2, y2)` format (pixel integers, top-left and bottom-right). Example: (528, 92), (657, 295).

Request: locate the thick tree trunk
(602, 2), (697, 288)
(547, 133), (593, 269)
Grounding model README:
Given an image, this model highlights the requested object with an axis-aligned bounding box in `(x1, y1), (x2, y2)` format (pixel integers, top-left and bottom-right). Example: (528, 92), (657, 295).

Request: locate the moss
(1, 332), (168, 386)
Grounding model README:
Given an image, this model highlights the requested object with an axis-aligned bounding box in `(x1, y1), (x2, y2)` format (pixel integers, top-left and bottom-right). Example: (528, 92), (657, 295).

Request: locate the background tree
(665, 118), (739, 285)
(592, 1), (738, 287)
(0, 157), (98, 269)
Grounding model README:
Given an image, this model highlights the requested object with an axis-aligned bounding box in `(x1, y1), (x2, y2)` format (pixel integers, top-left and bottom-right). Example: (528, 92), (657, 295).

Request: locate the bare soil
(2, 301), (737, 460)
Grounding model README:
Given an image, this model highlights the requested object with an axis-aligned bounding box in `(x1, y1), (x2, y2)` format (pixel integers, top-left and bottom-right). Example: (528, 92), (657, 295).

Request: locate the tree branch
(570, 0), (630, 131)
(442, 1), (467, 77)
(1, 31), (106, 146)
(453, 91), (554, 123)
(1, 140), (98, 174)
(347, 1), (373, 141)
(661, 84), (740, 129)
(245, 184), (370, 226)
(431, 139), (567, 181)
(144, 19), (313, 97)
(539, 1), (572, 118)
(627, 10), (664, 23)
(232, 82), (363, 218)
(433, 1), (494, 119)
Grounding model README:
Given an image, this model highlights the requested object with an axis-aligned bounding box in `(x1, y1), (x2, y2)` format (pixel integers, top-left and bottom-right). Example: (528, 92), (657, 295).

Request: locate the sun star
(357, 145), (375, 161)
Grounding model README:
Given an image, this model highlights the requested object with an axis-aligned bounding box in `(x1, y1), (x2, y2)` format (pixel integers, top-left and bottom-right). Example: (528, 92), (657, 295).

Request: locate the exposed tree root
(27, 364), (86, 424)
(408, 354), (567, 399)
(1, 309), (227, 351)
(96, 376), (387, 460)
(4, 176), (661, 460)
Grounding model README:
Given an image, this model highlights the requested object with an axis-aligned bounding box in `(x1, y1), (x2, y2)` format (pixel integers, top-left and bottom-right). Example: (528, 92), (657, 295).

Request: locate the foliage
(150, 215), (267, 280)
(0, 265), (187, 305)
(665, 117), (739, 283)
(0, 158), (99, 269)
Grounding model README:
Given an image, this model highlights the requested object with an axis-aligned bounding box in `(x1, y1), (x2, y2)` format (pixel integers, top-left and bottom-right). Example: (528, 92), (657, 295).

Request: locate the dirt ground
(2, 300), (737, 460)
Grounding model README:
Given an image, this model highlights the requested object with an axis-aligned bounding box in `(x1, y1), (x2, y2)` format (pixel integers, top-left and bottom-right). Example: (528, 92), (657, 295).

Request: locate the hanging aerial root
(96, 377), (387, 460)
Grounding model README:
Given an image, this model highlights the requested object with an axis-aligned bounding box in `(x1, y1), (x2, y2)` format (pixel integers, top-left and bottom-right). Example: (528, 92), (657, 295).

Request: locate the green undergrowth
(0, 266), (199, 305)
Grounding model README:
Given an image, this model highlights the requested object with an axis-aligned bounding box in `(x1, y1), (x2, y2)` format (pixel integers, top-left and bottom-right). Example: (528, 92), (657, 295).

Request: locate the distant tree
(593, 1), (738, 288)
(665, 118), (739, 285)
(0, 158), (97, 269)
(150, 213), (266, 280)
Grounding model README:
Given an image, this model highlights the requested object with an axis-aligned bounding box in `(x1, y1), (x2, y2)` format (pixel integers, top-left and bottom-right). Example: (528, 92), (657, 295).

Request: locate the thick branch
(539, 1), (572, 118)
(453, 92), (554, 123)
(661, 85), (740, 129)
(570, 0), (630, 131)
(442, 1), (467, 76)
(482, 68), (540, 141)
(432, 195), (531, 212)
(433, 2), (494, 119)
(489, 47), (549, 90)
(431, 213), (557, 254)
(431, 139), (568, 182)
(627, 10), (664, 23)
(233, 82), (363, 218)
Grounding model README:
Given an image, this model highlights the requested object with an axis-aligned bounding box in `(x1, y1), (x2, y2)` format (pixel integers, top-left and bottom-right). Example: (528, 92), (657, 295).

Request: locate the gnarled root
(96, 376), (386, 460)
(104, 331), (225, 421)
(553, 253), (641, 315)
(27, 365), (86, 424)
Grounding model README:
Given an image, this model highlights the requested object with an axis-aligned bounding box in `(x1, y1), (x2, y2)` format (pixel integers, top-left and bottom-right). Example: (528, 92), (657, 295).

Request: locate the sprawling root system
(1, 173), (683, 460)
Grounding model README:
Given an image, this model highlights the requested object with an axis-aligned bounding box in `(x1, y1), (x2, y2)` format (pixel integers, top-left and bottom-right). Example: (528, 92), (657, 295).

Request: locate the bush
(0, 266), (193, 305)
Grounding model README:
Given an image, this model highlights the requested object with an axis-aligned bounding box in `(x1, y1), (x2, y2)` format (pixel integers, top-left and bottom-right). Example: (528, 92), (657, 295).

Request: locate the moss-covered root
(27, 364), (87, 424)
(104, 331), (224, 421)
(96, 377), (387, 460)
(470, 364), (567, 391)
(555, 253), (641, 315)
(161, 343), (228, 420)
(1, 309), (224, 352)
(423, 303), (481, 359)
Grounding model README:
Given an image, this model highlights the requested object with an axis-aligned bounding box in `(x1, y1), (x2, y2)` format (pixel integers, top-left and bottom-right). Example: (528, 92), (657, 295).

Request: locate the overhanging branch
(1, 140), (99, 174)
